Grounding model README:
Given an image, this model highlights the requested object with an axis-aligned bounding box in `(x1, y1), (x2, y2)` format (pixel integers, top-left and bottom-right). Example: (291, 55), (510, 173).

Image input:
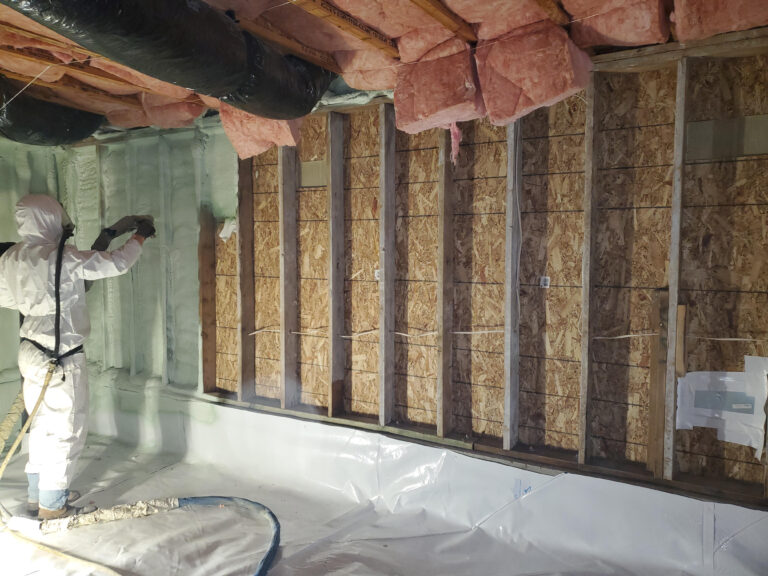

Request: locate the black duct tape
(222, 33), (336, 120)
(0, 0), (249, 97)
(0, 76), (104, 146)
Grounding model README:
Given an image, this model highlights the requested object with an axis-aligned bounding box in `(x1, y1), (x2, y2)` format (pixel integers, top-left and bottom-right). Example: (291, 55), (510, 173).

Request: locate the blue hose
(177, 497), (280, 576)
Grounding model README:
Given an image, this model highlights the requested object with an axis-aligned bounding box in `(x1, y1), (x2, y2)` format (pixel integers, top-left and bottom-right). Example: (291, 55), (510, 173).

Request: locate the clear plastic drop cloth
(1, 375), (768, 575)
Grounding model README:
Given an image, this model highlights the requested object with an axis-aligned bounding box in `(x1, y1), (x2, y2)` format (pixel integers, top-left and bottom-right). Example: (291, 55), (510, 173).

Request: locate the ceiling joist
(288, 0), (400, 59)
(240, 18), (342, 74)
(407, 0), (477, 43)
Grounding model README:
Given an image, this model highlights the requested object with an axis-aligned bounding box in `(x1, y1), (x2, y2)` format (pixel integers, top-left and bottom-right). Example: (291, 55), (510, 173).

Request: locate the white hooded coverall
(0, 195), (142, 492)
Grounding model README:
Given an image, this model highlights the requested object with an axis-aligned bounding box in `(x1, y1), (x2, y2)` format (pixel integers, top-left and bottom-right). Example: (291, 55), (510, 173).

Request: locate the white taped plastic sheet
(676, 365), (768, 458)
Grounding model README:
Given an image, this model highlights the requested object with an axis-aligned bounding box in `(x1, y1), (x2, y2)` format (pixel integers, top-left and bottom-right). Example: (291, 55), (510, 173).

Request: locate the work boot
(28, 490), (81, 516)
(38, 504), (77, 521)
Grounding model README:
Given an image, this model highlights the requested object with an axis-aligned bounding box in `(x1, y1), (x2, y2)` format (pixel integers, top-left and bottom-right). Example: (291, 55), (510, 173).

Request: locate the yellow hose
(0, 390), (25, 455)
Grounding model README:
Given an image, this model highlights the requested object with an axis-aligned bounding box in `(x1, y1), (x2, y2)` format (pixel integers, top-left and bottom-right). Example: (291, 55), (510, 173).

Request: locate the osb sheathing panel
(254, 192), (279, 223)
(688, 56), (768, 123)
(455, 178), (505, 215)
(677, 427), (761, 464)
(396, 127), (439, 151)
(519, 357), (581, 397)
(395, 280), (438, 347)
(215, 352), (238, 392)
(519, 427), (579, 451)
(454, 214), (505, 284)
(454, 142), (507, 180)
(453, 382), (504, 437)
(298, 278), (329, 331)
(397, 182), (438, 216)
(596, 166), (673, 209)
(253, 146), (278, 166)
(298, 187), (329, 220)
(589, 401), (648, 446)
(522, 135), (585, 175)
(395, 216), (438, 281)
(681, 291), (768, 339)
(591, 363), (650, 406)
(395, 375), (437, 426)
(299, 335), (329, 368)
(298, 114), (327, 162)
(216, 326), (238, 354)
(396, 148), (439, 184)
(215, 275), (238, 328)
(521, 93), (587, 139)
(519, 286), (582, 361)
(253, 222), (279, 277)
(681, 206), (768, 292)
(595, 68), (677, 130)
(590, 436), (647, 464)
(347, 340), (378, 372)
(685, 339), (768, 373)
(344, 107), (379, 158)
(457, 117), (507, 144)
(215, 232), (238, 276)
(684, 157), (768, 206)
(346, 219), (379, 281)
(521, 212), (583, 286)
(254, 332), (280, 361)
(253, 164), (279, 193)
(453, 283), (504, 353)
(591, 287), (655, 367)
(595, 207), (671, 287)
(519, 392), (579, 437)
(676, 451), (764, 485)
(395, 343), (438, 379)
(347, 187), (380, 220)
(345, 156), (380, 189)
(345, 281), (379, 336)
(255, 358), (280, 399)
(596, 125), (674, 170)
(344, 370), (378, 416)
(299, 366), (329, 408)
(254, 277), (279, 332)
(454, 349), (504, 387)
(298, 221), (330, 279)
(521, 173), (584, 212)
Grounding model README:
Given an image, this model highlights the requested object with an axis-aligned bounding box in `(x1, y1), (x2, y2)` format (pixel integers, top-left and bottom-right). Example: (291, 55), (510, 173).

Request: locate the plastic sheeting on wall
(677, 359), (768, 458)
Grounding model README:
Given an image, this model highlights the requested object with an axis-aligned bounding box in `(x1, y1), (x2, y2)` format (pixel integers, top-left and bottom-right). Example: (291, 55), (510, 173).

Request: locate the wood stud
(199, 207), (218, 394)
(379, 104), (396, 426)
(279, 146), (300, 409)
(328, 112), (345, 417)
(437, 128), (454, 437)
(663, 58), (689, 481)
(503, 121), (522, 450)
(238, 158), (256, 402)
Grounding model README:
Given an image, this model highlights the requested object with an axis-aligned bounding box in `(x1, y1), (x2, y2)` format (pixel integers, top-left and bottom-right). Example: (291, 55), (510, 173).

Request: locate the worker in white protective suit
(0, 194), (154, 520)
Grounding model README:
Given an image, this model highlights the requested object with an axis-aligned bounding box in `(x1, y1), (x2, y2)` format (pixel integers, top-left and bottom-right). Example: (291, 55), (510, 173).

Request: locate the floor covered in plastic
(2, 381), (768, 575)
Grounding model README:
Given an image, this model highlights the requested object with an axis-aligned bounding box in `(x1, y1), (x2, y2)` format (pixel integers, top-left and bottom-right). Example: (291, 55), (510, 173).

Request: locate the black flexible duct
(0, 0), (335, 119)
(0, 76), (104, 145)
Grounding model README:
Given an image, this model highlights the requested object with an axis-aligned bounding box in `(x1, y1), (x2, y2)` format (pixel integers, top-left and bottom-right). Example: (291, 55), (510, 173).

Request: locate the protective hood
(15, 194), (71, 245)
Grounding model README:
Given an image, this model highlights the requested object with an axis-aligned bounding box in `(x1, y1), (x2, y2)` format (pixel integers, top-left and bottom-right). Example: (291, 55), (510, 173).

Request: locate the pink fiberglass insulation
(0, 29), (75, 62)
(476, 20), (592, 126)
(395, 41), (485, 134)
(0, 5), (73, 45)
(198, 94), (221, 109)
(65, 67), (143, 96)
(334, 49), (397, 90)
(106, 108), (151, 129)
(220, 102), (303, 159)
(397, 26), (454, 63)
(443, 0), (551, 40)
(564, 0), (669, 47)
(140, 93), (206, 129)
(672, 0), (768, 42)
(90, 59), (193, 101)
(0, 51), (66, 82)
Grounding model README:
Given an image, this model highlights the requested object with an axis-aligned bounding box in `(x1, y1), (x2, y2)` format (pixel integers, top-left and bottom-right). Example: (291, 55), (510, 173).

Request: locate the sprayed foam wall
(0, 120), (238, 414)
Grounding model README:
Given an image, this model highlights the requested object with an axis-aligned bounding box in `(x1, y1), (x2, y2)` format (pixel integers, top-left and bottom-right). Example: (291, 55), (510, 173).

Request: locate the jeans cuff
(39, 489), (68, 511)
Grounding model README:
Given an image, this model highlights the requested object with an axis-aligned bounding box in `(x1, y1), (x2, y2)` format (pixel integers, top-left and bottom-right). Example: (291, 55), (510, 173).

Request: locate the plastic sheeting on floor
(2, 374), (768, 575)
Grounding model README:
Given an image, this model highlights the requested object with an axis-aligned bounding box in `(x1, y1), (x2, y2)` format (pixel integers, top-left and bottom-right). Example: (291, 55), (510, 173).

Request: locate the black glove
(135, 217), (156, 239)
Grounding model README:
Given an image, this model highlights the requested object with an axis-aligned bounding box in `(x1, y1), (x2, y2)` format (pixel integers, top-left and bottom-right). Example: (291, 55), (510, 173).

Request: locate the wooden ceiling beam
(240, 18), (342, 74)
(288, 0), (399, 59)
(1, 70), (144, 112)
(535, 0), (571, 26)
(407, 0), (477, 43)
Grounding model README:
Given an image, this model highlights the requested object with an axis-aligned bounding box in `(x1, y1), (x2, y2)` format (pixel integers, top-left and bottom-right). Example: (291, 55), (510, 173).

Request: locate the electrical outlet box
(539, 276), (551, 288)
(374, 269), (381, 281)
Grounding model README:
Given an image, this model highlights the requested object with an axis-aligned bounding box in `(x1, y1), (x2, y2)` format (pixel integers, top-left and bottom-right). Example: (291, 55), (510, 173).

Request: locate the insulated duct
(0, 76), (104, 145)
(0, 0), (335, 119)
